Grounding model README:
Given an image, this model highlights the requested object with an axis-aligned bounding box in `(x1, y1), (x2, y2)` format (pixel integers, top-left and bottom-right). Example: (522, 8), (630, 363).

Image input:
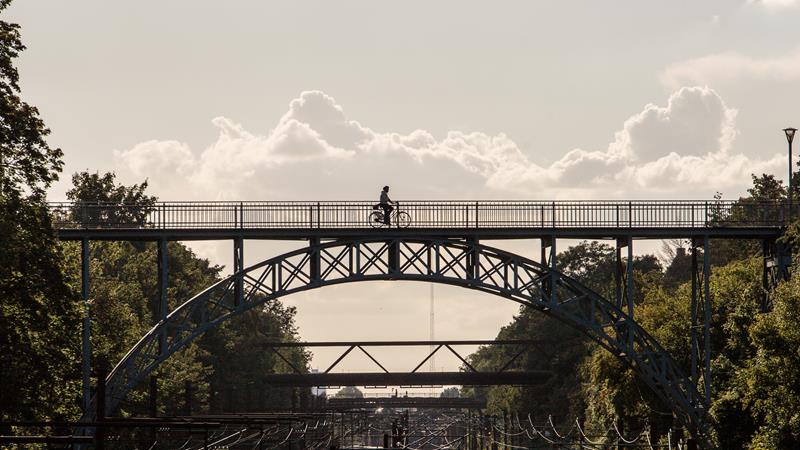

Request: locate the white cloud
(748, 0), (800, 8)
(115, 88), (783, 202)
(660, 50), (800, 89)
(111, 88), (786, 373)
(115, 140), (197, 193)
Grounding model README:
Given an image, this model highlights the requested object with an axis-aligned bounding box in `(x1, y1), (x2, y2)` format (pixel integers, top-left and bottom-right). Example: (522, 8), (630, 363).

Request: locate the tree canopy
(0, 0), (63, 198)
(464, 174), (800, 447)
(0, 2), (81, 424)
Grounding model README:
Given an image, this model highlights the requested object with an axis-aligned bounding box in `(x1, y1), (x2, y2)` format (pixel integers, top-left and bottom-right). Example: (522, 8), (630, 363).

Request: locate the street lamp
(784, 127), (796, 223)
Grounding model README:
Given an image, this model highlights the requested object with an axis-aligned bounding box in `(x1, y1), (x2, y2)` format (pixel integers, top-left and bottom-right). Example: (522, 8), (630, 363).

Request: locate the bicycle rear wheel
(395, 211), (411, 228)
(368, 211), (384, 228)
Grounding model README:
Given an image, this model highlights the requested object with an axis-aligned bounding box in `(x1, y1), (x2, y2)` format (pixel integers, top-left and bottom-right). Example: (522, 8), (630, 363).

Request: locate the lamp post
(784, 127), (797, 224)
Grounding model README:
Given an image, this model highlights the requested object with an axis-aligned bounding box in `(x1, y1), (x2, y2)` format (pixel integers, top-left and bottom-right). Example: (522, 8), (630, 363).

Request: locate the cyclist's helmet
(383, 185), (389, 190)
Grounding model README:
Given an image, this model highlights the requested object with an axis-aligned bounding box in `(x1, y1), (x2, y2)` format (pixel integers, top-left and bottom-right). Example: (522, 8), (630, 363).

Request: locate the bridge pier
(615, 237), (635, 349)
(614, 237), (635, 319)
(81, 238), (92, 416)
(234, 237), (244, 305)
(156, 238), (168, 355)
(308, 237), (320, 283)
(149, 376), (158, 417)
(388, 238), (399, 275)
(541, 237), (556, 306)
(762, 238), (791, 312)
(467, 237), (479, 281)
(689, 236), (712, 437)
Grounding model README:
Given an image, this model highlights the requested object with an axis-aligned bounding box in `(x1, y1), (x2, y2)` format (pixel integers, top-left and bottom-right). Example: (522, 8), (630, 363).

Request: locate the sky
(7, 0), (800, 389)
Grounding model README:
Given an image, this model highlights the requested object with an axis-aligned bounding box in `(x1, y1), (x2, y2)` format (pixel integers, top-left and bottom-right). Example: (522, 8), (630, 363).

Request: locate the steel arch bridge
(102, 237), (705, 434)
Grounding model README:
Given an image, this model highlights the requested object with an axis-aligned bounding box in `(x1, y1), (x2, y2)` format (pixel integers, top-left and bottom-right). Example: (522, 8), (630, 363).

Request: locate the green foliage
(465, 241), (663, 431)
(737, 277), (800, 448)
(333, 387), (364, 398)
(0, 3), (81, 425)
(201, 302), (311, 412)
(0, 196), (82, 421)
(0, 160), (313, 423)
(0, 3), (63, 198)
(712, 173), (790, 267)
(465, 308), (587, 425)
(563, 251), (800, 448)
(557, 240), (662, 303)
(61, 172), (312, 415)
(463, 208), (800, 448)
(747, 174), (786, 200)
(66, 171), (157, 226)
(663, 245), (691, 289)
(440, 387), (460, 398)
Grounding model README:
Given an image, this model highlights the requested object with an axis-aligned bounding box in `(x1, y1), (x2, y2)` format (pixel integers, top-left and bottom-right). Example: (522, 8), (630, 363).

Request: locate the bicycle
(369, 203), (411, 228)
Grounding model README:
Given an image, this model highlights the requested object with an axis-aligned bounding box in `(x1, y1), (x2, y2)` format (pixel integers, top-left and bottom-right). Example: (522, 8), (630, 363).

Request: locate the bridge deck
(326, 396), (486, 410)
(49, 200), (787, 240)
(259, 371), (549, 387)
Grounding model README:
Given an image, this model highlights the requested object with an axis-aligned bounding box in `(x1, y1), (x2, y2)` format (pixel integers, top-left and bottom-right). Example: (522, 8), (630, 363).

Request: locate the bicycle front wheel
(368, 211), (384, 228)
(395, 211), (411, 228)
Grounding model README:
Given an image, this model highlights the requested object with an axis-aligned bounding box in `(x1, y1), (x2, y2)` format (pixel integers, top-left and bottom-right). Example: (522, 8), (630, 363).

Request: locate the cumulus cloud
(114, 88), (783, 202)
(111, 88), (787, 373)
(660, 50), (800, 89)
(748, 0), (800, 8)
(115, 140), (197, 193)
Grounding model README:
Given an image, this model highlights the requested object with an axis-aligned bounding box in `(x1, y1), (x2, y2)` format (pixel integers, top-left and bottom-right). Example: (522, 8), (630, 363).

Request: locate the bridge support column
(157, 239), (168, 355)
(309, 237), (320, 283)
(541, 237), (557, 306)
(388, 238), (400, 275)
(703, 236), (711, 405)
(95, 365), (107, 450)
(761, 238), (791, 312)
(690, 236), (712, 436)
(81, 238), (92, 416)
(467, 237), (479, 281)
(615, 237), (635, 318)
(149, 375), (158, 417)
(615, 241), (623, 309)
(234, 237), (244, 306)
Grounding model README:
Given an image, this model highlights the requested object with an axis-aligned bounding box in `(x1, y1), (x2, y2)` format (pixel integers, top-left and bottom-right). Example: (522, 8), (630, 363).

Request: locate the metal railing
(46, 200), (788, 230)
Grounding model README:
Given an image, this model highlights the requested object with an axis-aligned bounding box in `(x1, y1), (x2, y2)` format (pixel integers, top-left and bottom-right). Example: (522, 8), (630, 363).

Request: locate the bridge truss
(101, 238), (703, 433)
(261, 339), (553, 387)
(52, 199), (794, 447)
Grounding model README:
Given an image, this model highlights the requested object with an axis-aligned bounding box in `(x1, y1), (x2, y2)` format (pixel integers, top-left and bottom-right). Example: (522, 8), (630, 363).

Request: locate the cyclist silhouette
(377, 185), (394, 225)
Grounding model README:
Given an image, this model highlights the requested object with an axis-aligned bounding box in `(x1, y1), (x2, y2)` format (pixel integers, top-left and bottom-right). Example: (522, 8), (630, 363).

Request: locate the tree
(0, 0), (81, 423)
(63, 172), (312, 416)
(0, 0), (63, 198)
(556, 240), (662, 303)
(465, 241), (663, 432)
(583, 255), (793, 448)
(0, 199), (81, 422)
(333, 387), (364, 399)
(440, 387), (460, 398)
(66, 171), (157, 226)
(741, 277), (800, 448)
(711, 174), (789, 267)
(663, 245), (691, 289)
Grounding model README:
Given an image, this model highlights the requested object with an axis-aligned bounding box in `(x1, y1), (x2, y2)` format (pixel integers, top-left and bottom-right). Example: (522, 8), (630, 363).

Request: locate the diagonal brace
(357, 346), (390, 373)
(268, 346), (304, 374)
(444, 344), (477, 373)
(412, 345), (443, 373)
(325, 346), (356, 373)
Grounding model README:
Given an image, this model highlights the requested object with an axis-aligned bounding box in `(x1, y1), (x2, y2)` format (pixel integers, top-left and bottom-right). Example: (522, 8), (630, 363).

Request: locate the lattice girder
(101, 237), (705, 434)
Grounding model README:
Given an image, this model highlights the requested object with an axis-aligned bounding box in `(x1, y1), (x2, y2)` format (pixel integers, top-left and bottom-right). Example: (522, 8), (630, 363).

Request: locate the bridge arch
(104, 237), (704, 432)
